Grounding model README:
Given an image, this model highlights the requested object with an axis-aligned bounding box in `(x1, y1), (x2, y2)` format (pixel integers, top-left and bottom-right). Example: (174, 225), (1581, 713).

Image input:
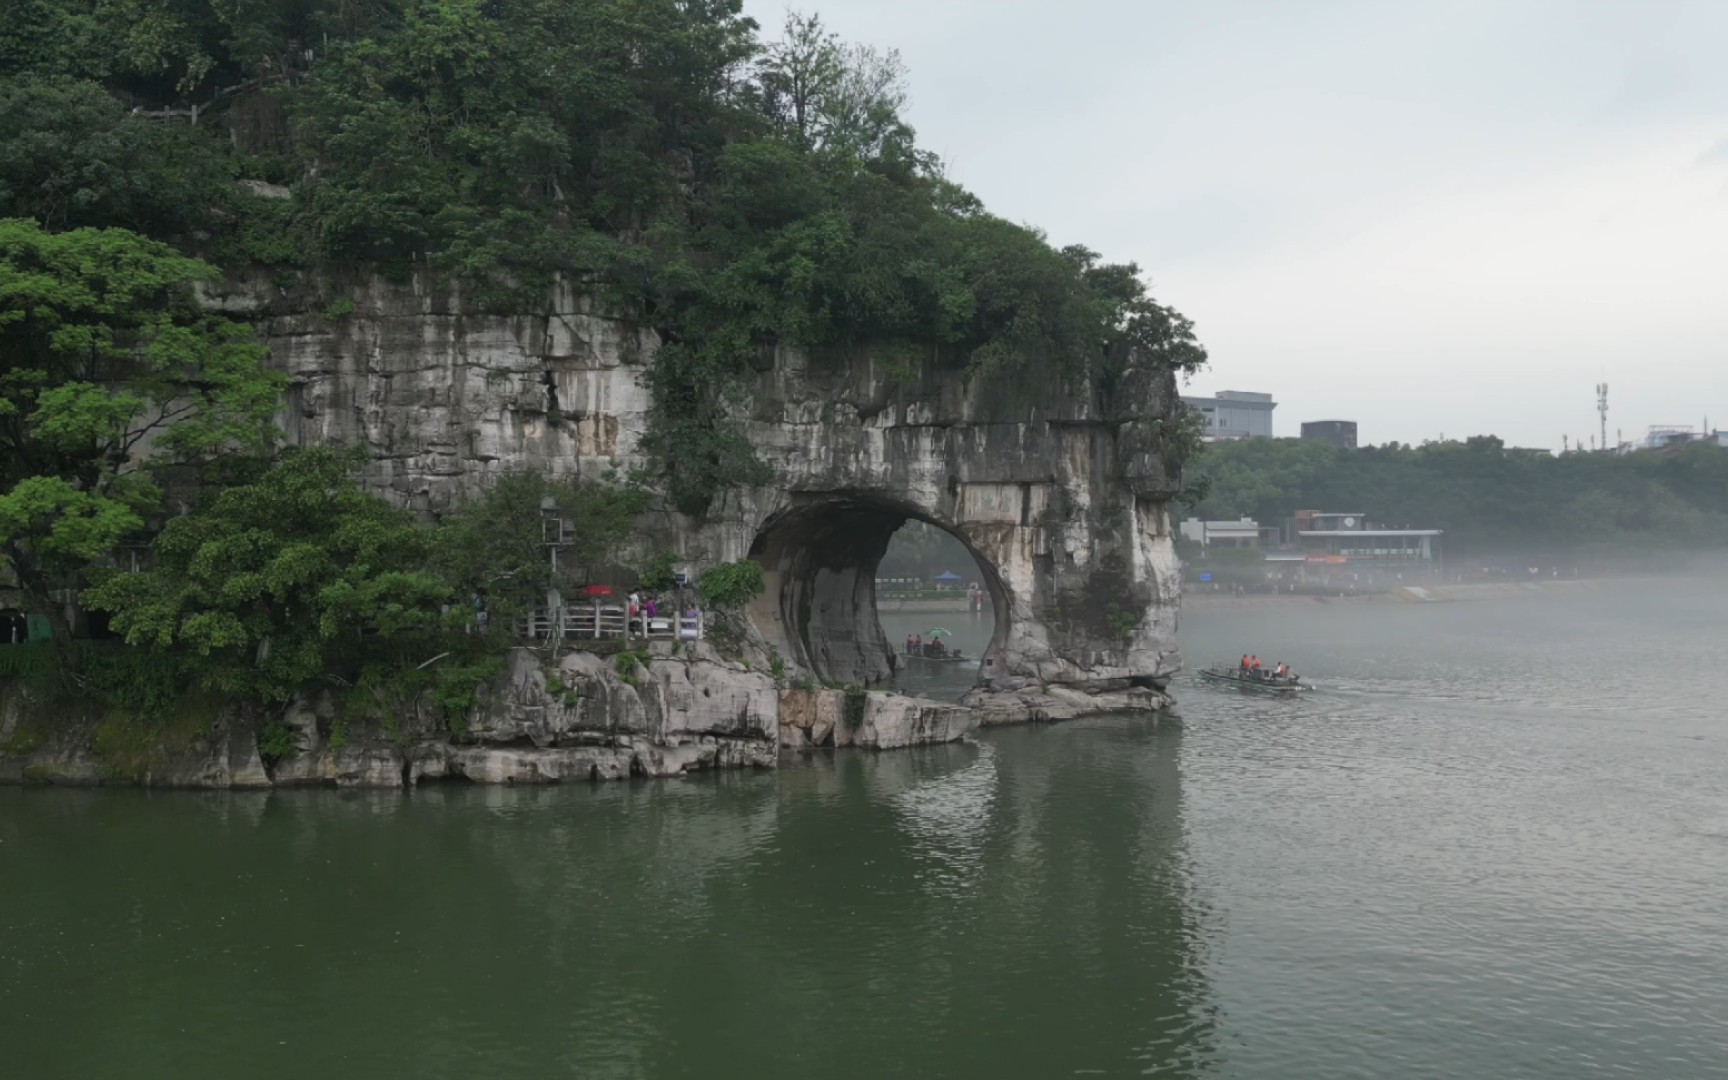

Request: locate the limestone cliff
(212, 272), (1184, 706)
(3, 272), (1187, 788)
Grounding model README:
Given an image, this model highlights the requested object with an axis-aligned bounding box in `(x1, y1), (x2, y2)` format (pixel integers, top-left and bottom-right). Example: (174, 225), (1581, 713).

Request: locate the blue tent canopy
(933, 571), (962, 582)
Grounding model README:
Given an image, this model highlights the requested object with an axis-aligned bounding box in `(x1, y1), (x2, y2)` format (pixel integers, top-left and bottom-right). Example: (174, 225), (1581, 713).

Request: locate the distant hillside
(1184, 436), (1728, 555)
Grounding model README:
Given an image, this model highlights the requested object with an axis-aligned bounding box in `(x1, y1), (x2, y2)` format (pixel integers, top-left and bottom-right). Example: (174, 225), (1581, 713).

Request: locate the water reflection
(0, 717), (1212, 1078)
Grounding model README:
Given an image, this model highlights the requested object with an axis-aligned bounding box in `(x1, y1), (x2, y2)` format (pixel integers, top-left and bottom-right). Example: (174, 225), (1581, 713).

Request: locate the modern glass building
(1180, 390), (1276, 440)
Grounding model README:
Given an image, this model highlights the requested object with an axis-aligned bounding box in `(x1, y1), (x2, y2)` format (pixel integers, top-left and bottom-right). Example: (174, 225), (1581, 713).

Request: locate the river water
(4, 584), (1727, 1077)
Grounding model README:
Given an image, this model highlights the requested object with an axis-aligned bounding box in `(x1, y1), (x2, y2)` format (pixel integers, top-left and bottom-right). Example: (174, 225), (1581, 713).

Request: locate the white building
(1180, 390), (1277, 440)
(1178, 517), (1263, 549)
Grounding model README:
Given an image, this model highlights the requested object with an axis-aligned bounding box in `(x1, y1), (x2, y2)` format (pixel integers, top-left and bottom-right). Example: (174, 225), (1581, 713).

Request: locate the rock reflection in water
(0, 717), (1212, 1078)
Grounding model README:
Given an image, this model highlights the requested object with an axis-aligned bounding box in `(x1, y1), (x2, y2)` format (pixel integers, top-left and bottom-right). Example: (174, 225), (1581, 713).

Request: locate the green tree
(0, 219), (282, 633)
(0, 77), (231, 234)
(85, 447), (449, 703)
(3, 2), (1212, 525)
(431, 470), (647, 624)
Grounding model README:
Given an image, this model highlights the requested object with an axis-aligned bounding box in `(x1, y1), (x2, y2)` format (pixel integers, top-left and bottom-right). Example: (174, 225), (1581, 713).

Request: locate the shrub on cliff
(698, 559), (765, 610)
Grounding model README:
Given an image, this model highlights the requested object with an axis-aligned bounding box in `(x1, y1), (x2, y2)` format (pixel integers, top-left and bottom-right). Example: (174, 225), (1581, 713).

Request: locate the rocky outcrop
(1, 645), (784, 789)
(963, 682), (1174, 724)
(0, 640), (1169, 788)
(217, 272), (1185, 709)
(778, 687), (978, 751)
(263, 643), (780, 787)
(0, 685), (270, 788)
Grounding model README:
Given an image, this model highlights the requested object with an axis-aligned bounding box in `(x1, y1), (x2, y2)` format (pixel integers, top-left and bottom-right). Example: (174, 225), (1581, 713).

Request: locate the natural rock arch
(245, 278), (1186, 711)
(746, 497), (1009, 687)
(717, 346), (1185, 703)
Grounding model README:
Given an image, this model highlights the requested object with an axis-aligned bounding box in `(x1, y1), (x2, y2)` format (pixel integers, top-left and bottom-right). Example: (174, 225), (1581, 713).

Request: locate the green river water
(3, 584), (1726, 1077)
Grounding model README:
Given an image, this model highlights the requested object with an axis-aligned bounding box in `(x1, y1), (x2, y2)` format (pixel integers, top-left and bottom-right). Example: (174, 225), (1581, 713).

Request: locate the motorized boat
(1197, 664), (1309, 695)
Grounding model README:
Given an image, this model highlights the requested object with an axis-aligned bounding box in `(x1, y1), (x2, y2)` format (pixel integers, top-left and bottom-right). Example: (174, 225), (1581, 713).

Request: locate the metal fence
(515, 602), (705, 643)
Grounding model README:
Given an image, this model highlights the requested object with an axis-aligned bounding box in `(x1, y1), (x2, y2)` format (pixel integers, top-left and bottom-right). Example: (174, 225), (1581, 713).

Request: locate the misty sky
(746, 0), (1728, 450)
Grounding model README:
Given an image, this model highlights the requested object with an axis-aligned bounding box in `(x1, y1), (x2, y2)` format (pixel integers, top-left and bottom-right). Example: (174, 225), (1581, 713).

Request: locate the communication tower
(1596, 383), (1608, 453)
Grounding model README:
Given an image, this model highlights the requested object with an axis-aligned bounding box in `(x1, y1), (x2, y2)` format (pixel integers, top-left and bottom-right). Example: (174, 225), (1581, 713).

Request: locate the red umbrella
(580, 584), (615, 597)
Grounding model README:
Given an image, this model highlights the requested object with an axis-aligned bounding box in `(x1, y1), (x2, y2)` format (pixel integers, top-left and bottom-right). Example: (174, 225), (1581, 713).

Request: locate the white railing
(514, 603), (704, 643)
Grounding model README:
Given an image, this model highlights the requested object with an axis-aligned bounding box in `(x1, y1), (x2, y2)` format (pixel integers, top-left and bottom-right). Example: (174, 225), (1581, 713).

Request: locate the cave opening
(745, 498), (1005, 697)
(875, 520), (998, 702)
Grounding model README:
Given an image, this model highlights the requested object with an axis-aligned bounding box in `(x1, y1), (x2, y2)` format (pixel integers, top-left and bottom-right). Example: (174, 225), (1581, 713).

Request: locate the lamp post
(541, 496), (570, 646)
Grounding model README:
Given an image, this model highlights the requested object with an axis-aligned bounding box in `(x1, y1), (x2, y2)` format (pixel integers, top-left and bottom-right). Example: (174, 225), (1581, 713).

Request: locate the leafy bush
(1105, 604), (1137, 641)
(698, 560), (766, 611)
(636, 551), (680, 593)
(613, 650), (650, 689)
(0, 643), (57, 685)
(257, 718), (295, 764)
(842, 684), (867, 729)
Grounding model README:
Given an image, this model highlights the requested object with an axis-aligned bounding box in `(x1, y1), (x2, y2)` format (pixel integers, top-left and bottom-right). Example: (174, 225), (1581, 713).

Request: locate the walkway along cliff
(1, 275), (1187, 787)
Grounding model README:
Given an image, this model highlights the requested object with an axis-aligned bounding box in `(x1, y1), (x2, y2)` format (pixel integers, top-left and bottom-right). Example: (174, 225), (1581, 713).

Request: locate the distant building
(1181, 390), (1276, 440)
(1643, 426), (1698, 451)
(1288, 510), (1442, 568)
(1178, 517), (1264, 549)
(1300, 420), (1358, 449)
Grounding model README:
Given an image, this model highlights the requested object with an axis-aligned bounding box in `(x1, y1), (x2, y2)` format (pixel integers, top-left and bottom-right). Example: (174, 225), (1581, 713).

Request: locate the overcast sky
(746, 0), (1728, 449)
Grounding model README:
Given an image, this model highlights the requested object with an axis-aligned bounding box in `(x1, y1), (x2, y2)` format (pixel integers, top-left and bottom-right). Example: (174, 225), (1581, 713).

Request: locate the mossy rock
(89, 691), (223, 784)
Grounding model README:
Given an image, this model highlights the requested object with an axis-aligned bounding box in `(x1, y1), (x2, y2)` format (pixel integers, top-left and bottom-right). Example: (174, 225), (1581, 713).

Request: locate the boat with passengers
(902, 628), (968, 663)
(1197, 663), (1310, 695)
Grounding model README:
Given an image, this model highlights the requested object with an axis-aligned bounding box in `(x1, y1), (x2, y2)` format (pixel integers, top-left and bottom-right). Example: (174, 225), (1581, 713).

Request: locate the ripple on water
(1176, 586), (1728, 1078)
(2, 588), (1726, 1077)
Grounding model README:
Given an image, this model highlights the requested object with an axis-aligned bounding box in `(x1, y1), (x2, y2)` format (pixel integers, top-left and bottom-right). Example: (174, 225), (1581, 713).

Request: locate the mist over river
(3, 583), (1726, 1078)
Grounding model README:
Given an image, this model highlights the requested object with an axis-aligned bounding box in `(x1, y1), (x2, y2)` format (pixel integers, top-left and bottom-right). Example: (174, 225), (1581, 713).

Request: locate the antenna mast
(1596, 383), (1609, 452)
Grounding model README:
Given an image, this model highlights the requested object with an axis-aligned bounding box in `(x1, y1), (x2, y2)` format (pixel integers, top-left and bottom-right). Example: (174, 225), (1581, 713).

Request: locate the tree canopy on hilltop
(0, 1), (1208, 514)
